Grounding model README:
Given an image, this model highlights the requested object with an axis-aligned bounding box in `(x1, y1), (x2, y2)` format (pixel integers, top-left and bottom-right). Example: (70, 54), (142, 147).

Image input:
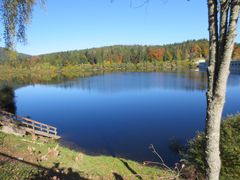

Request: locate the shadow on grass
(32, 162), (87, 180)
(112, 172), (124, 180)
(0, 152), (87, 180)
(120, 159), (143, 180)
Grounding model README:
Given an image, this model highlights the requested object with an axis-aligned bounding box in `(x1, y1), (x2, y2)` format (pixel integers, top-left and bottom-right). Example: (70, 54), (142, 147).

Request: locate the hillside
(0, 47), (30, 63)
(28, 39), (240, 66)
(1, 39), (240, 66)
(35, 39), (209, 66)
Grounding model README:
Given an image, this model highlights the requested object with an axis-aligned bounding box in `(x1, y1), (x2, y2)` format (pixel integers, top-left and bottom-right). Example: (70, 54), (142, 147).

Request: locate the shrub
(183, 114), (240, 179)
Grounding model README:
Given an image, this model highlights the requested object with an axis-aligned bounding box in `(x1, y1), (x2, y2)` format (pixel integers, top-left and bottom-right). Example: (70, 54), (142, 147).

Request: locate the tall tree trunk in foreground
(206, 0), (240, 179)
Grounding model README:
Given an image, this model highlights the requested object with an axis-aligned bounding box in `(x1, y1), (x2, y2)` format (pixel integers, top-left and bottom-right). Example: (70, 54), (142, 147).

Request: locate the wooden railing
(0, 110), (60, 139)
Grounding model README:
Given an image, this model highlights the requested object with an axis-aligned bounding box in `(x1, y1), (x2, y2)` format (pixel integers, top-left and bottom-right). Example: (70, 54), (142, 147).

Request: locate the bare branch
(130, 0), (149, 8)
(148, 144), (173, 171)
(111, 0), (150, 8)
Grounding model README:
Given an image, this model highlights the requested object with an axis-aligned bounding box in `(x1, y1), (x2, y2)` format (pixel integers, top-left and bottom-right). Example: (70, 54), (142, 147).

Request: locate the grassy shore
(0, 130), (175, 179)
(0, 61), (196, 84)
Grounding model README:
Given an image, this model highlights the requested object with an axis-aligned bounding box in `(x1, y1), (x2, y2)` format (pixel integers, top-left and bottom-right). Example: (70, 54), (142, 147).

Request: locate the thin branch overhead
(130, 0), (150, 8)
(110, 0), (150, 8)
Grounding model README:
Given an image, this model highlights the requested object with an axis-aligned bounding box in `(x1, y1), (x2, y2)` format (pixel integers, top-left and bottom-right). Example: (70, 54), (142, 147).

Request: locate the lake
(14, 71), (240, 166)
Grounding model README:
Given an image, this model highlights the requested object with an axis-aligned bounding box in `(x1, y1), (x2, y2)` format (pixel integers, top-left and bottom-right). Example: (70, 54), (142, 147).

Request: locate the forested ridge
(0, 47), (29, 62)
(36, 39), (240, 65)
(1, 39), (240, 66)
(37, 39), (209, 65)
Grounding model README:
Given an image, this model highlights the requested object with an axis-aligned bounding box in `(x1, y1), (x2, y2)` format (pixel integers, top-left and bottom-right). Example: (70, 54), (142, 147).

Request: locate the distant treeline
(1, 39), (240, 67)
(0, 39), (240, 68)
(34, 39), (210, 66)
(1, 39), (240, 84)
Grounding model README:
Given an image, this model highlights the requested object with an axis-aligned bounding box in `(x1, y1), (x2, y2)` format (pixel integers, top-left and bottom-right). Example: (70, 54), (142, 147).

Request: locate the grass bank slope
(0, 131), (175, 179)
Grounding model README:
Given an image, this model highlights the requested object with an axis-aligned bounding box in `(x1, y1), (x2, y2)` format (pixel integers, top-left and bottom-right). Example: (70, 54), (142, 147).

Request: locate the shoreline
(0, 127), (176, 179)
(0, 60), (196, 84)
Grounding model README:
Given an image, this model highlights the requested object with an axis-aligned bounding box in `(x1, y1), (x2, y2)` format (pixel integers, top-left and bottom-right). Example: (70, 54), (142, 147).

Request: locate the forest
(1, 39), (240, 84)
(1, 39), (240, 67)
(36, 39), (210, 66)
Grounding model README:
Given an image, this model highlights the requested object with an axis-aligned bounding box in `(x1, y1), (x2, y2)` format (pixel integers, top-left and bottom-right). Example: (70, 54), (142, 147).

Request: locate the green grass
(0, 160), (40, 180)
(0, 131), (175, 179)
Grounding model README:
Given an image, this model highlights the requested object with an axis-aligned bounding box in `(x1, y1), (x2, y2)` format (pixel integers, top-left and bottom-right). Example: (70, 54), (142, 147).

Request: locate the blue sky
(3, 0), (236, 55)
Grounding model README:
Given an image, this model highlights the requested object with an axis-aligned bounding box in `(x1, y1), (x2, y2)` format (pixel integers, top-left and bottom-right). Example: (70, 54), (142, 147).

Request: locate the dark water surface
(14, 71), (240, 165)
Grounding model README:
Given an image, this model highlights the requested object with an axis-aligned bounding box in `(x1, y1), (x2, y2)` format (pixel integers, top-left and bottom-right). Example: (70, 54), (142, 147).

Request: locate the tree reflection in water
(0, 85), (16, 114)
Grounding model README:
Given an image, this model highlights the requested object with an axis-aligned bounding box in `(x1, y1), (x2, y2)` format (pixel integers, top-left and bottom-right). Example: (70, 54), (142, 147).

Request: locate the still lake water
(15, 71), (240, 165)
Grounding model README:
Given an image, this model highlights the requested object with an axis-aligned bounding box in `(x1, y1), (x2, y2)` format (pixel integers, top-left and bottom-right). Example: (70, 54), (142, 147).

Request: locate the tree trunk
(206, 1), (240, 179)
(206, 96), (224, 180)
